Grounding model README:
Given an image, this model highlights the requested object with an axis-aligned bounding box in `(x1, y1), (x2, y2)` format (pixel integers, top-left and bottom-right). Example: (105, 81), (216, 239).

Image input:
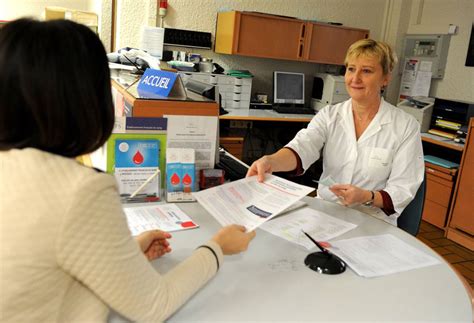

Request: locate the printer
(397, 96), (435, 132)
(311, 73), (350, 111)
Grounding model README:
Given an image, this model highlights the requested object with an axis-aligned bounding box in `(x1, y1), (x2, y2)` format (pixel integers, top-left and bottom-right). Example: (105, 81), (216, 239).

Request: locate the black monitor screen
(274, 71), (305, 105)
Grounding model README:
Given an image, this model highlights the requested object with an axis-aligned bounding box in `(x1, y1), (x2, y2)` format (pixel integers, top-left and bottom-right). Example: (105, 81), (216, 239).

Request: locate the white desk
(220, 108), (314, 123)
(111, 197), (472, 322)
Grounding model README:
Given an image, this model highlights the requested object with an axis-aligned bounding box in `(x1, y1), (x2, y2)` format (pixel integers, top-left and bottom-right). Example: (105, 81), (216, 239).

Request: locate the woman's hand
(135, 230), (172, 261)
(329, 184), (372, 206)
(246, 156), (274, 182)
(212, 224), (256, 255)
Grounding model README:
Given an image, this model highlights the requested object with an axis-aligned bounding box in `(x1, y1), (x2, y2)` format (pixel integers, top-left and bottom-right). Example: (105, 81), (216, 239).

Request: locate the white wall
(0, 0), (90, 20)
(0, 0), (111, 51)
(116, 0), (391, 104)
(408, 0), (474, 103)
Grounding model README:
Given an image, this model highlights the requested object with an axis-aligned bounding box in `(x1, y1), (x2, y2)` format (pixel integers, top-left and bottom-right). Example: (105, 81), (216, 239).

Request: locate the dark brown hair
(0, 18), (114, 157)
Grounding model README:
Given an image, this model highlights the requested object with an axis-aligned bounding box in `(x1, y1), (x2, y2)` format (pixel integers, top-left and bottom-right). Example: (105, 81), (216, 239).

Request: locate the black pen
(301, 230), (329, 254)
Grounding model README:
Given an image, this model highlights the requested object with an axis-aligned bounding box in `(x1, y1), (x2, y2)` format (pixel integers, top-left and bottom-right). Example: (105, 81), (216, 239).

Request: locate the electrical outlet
(230, 121), (252, 129)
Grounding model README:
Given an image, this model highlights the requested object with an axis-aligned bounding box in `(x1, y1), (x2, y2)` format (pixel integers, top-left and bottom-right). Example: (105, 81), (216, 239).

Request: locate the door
(304, 23), (369, 65)
(234, 12), (305, 61)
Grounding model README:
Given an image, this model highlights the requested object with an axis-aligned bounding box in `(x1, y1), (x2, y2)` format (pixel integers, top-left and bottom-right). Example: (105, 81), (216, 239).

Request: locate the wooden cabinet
(219, 136), (244, 160)
(215, 11), (306, 61)
(447, 118), (474, 250)
(215, 11), (369, 65)
(303, 23), (369, 64)
(422, 163), (457, 229)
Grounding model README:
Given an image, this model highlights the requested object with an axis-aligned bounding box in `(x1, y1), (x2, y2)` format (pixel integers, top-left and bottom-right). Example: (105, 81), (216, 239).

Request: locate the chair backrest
(397, 174), (426, 236)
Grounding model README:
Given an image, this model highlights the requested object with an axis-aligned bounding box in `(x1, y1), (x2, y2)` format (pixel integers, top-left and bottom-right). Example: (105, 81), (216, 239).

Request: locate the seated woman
(247, 39), (424, 226)
(0, 19), (255, 322)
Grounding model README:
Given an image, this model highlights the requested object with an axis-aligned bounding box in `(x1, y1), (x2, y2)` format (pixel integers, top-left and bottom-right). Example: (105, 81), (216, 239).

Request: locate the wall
(0, 0), (90, 20)
(408, 0), (474, 103)
(116, 0), (389, 104)
(0, 0), (111, 51)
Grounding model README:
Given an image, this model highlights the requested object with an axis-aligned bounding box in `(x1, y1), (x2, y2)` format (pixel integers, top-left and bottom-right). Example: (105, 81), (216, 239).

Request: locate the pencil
(130, 169), (160, 198)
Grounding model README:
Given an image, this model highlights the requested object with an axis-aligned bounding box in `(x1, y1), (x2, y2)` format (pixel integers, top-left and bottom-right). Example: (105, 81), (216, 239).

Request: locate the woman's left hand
(135, 230), (172, 261)
(329, 184), (370, 206)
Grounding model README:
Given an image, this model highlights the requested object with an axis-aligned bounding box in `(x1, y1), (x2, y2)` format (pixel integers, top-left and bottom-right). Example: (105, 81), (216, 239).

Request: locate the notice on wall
(399, 59), (432, 100)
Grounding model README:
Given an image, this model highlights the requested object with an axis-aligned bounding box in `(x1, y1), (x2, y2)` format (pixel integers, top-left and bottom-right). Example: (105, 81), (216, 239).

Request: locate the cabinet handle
(300, 24), (306, 38)
(298, 43), (304, 58)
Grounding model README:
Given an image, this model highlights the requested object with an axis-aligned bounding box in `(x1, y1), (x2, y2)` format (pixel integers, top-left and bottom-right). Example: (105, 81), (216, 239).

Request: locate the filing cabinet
(422, 162), (457, 229)
(179, 72), (252, 109)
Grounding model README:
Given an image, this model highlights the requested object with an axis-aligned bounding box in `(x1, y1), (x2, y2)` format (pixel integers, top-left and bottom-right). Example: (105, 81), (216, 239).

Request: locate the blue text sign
(137, 68), (177, 98)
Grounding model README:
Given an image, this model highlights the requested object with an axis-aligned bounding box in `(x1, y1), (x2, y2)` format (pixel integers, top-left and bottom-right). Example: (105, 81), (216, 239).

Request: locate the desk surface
(111, 198), (472, 322)
(220, 108), (314, 122)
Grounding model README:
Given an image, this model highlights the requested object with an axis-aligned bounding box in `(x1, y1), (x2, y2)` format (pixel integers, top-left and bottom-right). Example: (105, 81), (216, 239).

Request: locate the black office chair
(397, 174), (426, 236)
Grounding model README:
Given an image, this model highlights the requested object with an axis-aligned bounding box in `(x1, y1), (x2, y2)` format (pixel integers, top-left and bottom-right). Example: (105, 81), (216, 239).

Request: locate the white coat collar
(338, 97), (393, 143)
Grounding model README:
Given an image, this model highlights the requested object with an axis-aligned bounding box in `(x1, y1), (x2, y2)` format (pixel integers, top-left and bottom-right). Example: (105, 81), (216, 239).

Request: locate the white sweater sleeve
(56, 172), (223, 322)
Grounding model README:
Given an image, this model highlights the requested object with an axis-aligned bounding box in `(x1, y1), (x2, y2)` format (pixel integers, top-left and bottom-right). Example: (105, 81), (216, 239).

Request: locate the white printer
(397, 97), (435, 133)
(311, 73), (350, 111)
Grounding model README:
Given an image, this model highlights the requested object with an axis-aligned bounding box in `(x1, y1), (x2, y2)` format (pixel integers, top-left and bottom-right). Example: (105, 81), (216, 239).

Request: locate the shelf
(421, 133), (464, 151)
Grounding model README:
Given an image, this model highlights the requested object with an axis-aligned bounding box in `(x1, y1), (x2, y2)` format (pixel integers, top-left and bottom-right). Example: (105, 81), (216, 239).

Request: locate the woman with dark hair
(0, 19), (255, 322)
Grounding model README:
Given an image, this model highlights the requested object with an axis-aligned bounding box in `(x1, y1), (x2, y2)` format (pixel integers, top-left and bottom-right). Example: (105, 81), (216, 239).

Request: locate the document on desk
(261, 207), (357, 250)
(123, 203), (199, 236)
(193, 174), (315, 232)
(166, 115), (218, 170)
(328, 234), (441, 278)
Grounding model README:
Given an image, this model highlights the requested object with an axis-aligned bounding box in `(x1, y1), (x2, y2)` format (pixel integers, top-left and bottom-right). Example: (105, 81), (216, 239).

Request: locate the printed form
(261, 207), (357, 250)
(123, 203), (199, 236)
(193, 174), (315, 232)
(328, 234), (441, 278)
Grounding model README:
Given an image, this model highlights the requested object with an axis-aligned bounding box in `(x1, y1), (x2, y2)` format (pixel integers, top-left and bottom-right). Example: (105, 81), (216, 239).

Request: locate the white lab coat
(286, 98), (424, 225)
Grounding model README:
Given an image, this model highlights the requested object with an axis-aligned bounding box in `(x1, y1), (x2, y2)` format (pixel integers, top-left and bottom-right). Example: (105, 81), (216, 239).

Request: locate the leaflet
(328, 234), (441, 278)
(261, 207), (357, 250)
(123, 203), (198, 236)
(193, 174), (315, 232)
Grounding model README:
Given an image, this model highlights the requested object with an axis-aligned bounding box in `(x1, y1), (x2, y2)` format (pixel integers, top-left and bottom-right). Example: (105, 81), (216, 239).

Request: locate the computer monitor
(273, 71), (305, 105)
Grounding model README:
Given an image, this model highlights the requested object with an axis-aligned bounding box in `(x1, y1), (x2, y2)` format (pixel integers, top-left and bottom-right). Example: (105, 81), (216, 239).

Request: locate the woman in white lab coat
(247, 39), (424, 225)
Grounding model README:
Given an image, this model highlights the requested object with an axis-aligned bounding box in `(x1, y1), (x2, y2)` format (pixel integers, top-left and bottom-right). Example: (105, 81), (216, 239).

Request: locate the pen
(301, 230), (329, 254)
(130, 169), (160, 198)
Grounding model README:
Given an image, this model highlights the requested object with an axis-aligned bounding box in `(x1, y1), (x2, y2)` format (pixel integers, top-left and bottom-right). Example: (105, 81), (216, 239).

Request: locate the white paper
(261, 207), (357, 250)
(412, 70), (432, 97)
(141, 26), (164, 58)
(193, 174), (315, 232)
(328, 234), (441, 278)
(419, 60), (433, 72)
(166, 115), (218, 172)
(123, 203), (199, 236)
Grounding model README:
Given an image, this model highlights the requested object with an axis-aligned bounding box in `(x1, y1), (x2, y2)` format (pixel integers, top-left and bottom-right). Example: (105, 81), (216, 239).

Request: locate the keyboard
(216, 152), (249, 181)
(273, 106), (315, 115)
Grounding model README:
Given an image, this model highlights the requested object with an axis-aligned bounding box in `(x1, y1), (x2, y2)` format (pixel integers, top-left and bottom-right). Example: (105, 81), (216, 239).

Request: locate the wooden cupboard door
(304, 23), (368, 65)
(234, 12), (305, 60)
(449, 122), (474, 235)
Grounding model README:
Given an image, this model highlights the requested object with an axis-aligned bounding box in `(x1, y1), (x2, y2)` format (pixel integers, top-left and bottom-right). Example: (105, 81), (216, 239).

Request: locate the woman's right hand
(246, 155), (274, 182)
(212, 224), (256, 255)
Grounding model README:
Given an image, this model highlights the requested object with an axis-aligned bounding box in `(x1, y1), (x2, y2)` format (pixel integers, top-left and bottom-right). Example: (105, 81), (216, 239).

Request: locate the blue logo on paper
(137, 68), (177, 98)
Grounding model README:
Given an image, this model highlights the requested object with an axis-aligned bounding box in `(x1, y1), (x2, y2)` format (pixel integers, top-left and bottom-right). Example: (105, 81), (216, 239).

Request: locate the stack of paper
(328, 234), (441, 278)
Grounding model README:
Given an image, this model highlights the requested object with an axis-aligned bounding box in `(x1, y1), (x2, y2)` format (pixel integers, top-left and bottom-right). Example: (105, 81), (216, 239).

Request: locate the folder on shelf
(424, 155), (460, 169)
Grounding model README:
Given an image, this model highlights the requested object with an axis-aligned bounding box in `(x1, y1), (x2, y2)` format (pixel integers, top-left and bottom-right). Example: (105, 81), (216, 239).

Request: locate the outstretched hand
(136, 230), (172, 261)
(246, 156), (274, 182)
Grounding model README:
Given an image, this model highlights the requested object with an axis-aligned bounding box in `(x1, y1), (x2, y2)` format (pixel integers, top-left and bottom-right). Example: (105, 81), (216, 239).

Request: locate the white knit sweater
(0, 148), (223, 322)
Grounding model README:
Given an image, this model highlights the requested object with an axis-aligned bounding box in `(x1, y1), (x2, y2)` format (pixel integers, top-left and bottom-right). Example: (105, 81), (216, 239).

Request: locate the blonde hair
(344, 39), (398, 75)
